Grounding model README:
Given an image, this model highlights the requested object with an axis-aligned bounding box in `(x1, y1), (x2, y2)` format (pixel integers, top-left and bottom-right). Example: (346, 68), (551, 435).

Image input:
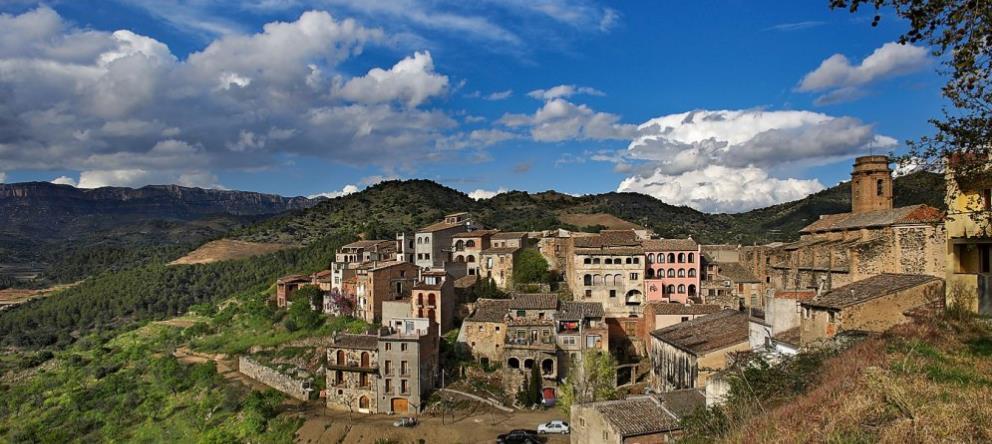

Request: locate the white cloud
(618, 165), (825, 213)
(468, 187), (508, 200)
(485, 90), (513, 100)
(334, 51), (448, 107)
(77, 169), (158, 188)
(51, 176), (77, 186)
(527, 84), (605, 100)
(308, 184), (359, 199)
(798, 42), (929, 104)
(499, 98), (635, 141)
(0, 172), (6, 183)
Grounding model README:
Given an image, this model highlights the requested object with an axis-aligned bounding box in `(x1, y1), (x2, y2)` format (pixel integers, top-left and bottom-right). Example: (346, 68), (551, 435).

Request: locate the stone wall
(239, 356), (314, 401)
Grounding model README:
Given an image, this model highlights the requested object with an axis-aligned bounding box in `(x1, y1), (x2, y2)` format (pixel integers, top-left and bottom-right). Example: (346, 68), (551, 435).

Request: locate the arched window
(666, 284), (675, 294)
(593, 274), (603, 285)
(659, 254), (666, 263)
(688, 253), (695, 263)
(336, 350), (345, 366)
(678, 253), (685, 263)
(688, 284), (697, 297)
(455, 255), (464, 262)
(467, 255), (476, 263)
(584, 274), (592, 286)
(688, 268), (697, 278)
(428, 293), (436, 305)
(417, 293), (424, 304)
(678, 269), (685, 278)
(425, 237), (430, 244)
(604, 258), (613, 265)
(647, 253), (655, 264)
(508, 357), (520, 369)
(876, 178), (884, 196)
(466, 240), (476, 247)
(417, 237), (422, 244)
(455, 240), (465, 250)
(677, 284), (686, 294)
(361, 352), (370, 367)
(583, 257), (591, 264)
(593, 258), (601, 264)
(614, 274), (623, 285)
(668, 253), (676, 263)
(359, 396), (370, 409)
(646, 268), (655, 279)
(667, 269), (675, 278)
(625, 257), (632, 264)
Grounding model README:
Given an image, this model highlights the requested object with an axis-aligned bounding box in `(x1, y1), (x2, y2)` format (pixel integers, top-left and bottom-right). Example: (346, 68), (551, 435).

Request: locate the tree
(514, 248), (550, 284)
(833, 0), (992, 189)
(293, 285), (324, 312)
(326, 289), (356, 316)
(529, 363), (543, 406)
(286, 289), (324, 331)
(558, 351), (619, 414)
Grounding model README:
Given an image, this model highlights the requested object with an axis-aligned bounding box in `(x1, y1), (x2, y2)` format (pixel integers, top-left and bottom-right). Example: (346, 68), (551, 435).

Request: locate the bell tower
(851, 155), (893, 213)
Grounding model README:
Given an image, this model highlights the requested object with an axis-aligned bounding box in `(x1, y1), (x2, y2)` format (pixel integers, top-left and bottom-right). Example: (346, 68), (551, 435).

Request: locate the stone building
(701, 261), (762, 309)
(450, 229), (496, 276)
(643, 238), (701, 304)
(570, 390), (704, 444)
(490, 231), (528, 249)
(480, 246), (520, 290)
(504, 317), (559, 394)
(326, 334), (379, 414)
(275, 274), (311, 308)
(749, 290), (814, 355)
(411, 270), (456, 334)
(566, 230), (648, 316)
(641, 302), (721, 339)
(458, 298), (511, 366)
(354, 261), (419, 324)
(799, 273), (944, 345)
(395, 232), (416, 263)
(944, 160), (992, 314)
(508, 292), (559, 320)
(649, 310), (750, 390)
(556, 301), (608, 378)
(742, 156), (945, 294)
(414, 212), (472, 269)
(335, 240), (396, 263)
(377, 326), (438, 414)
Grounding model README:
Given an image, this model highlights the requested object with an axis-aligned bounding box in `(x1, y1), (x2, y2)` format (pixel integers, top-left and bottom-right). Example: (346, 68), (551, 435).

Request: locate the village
(239, 155), (991, 443)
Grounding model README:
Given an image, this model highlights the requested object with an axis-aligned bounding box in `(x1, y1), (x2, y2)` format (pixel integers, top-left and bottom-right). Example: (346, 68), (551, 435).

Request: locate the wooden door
(391, 397), (409, 413)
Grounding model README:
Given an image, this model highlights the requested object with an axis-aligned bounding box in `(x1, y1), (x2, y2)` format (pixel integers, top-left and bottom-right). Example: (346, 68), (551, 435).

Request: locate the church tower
(851, 155), (893, 213)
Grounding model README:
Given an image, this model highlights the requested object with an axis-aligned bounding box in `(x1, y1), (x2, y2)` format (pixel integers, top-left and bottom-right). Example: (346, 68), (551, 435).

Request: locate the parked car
(392, 417), (418, 427)
(496, 429), (541, 443)
(537, 420), (570, 434)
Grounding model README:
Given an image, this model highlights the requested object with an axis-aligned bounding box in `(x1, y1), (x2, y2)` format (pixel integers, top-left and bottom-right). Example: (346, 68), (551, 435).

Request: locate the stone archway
(508, 357), (520, 369)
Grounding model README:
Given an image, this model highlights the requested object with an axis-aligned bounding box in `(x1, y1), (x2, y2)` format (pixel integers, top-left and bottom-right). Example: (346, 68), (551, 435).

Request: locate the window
(688, 268), (696, 278)
(517, 310), (526, 317)
(985, 188), (992, 210)
(677, 284), (685, 294)
(604, 258), (613, 265)
(625, 257), (632, 264)
(385, 379), (393, 393)
(401, 379), (409, 394)
(678, 253), (685, 263)
(401, 343), (408, 352)
(478, 325), (483, 332)
(384, 360), (392, 375)
(592, 258), (601, 264)
(647, 253), (655, 264)
(401, 360), (409, 375)
(633, 257), (640, 264)
(585, 289), (592, 298)
(495, 326), (500, 332)
(630, 272), (638, 281)
(678, 269), (685, 278)
(609, 289), (616, 298)
(385, 343), (392, 351)
(583, 257), (591, 264)
(667, 269), (675, 278)
(876, 178), (884, 196)
(681, 316), (689, 322)
(828, 311), (837, 323)
(688, 253), (694, 263)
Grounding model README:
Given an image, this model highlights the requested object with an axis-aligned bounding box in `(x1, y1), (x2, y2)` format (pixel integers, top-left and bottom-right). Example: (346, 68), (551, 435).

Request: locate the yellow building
(945, 162), (992, 313)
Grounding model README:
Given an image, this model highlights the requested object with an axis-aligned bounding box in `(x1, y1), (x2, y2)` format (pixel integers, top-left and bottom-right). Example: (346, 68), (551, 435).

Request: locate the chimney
(850, 155), (893, 213)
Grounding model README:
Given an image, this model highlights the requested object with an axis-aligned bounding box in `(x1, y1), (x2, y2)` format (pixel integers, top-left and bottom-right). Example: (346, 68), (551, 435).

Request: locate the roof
(800, 204), (943, 233)
(413, 282), (444, 291)
(656, 389), (706, 418)
(491, 231), (528, 240)
(277, 274), (310, 284)
(509, 293), (558, 310)
(332, 333), (378, 350)
(712, 262), (759, 283)
(557, 301), (605, 320)
(451, 229), (498, 238)
(773, 327), (801, 347)
(803, 273), (941, 310)
(454, 275), (478, 288)
(482, 246), (520, 255)
(593, 396), (681, 437)
(465, 299), (511, 323)
(340, 240), (391, 250)
(650, 310), (749, 355)
(646, 303), (722, 316)
(359, 260), (410, 271)
(418, 220), (465, 233)
(575, 247), (644, 255)
(573, 229), (641, 248)
(774, 290), (816, 301)
(642, 238), (699, 251)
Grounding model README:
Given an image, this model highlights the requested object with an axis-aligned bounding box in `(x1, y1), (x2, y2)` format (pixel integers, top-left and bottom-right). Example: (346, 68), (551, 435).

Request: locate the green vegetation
(558, 351), (619, 414)
(513, 248), (550, 284)
(285, 287), (324, 332)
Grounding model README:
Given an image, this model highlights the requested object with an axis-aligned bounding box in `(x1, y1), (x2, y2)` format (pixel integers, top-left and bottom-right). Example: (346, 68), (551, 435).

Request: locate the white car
(537, 420), (570, 434)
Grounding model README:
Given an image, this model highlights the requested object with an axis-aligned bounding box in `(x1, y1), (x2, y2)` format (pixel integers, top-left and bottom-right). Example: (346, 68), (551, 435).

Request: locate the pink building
(642, 239), (701, 304)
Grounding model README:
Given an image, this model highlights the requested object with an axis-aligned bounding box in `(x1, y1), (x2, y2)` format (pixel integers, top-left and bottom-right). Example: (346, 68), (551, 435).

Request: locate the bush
(513, 248), (549, 284)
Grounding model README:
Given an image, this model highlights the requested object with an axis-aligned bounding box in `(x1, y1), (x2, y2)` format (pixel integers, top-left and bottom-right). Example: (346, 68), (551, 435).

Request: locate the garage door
(391, 397), (409, 413)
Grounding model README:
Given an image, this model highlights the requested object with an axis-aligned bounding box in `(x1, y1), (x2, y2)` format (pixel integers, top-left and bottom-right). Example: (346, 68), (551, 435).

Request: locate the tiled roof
(594, 396), (680, 437)
(803, 273), (941, 309)
(277, 274), (310, 284)
(646, 303), (722, 316)
(491, 231), (528, 240)
(465, 298), (511, 323)
(358, 260), (408, 271)
(650, 310), (749, 354)
(773, 327), (801, 347)
(418, 220), (465, 233)
(341, 240), (391, 249)
(800, 204), (943, 233)
(575, 246), (645, 255)
(712, 262), (759, 283)
(451, 229), (499, 238)
(642, 238), (698, 251)
(454, 275), (478, 288)
(332, 333), (378, 350)
(656, 389), (706, 418)
(509, 293), (558, 310)
(557, 301), (605, 320)
(774, 290), (816, 301)
(573, 229), (641, 248)
(482, 246), (520, 255)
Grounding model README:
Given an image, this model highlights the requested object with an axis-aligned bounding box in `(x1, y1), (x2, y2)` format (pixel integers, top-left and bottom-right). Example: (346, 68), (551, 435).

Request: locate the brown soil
(169, 239), (292, 265)
(558, 212), (643, 230)
(0, 282), (77, 308)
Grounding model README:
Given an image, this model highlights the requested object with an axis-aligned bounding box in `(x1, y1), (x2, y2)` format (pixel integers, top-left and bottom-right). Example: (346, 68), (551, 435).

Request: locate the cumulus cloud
(618, 165), (825, 213)
(51, 176), (77, 186)
(468, 187), (508, 200)
(499, 98), (635, 141)
(308, 184), (359, 199)
(0, 7), (473, 188)
(798, 42), (929, 105)
(527, 84), (605, 100)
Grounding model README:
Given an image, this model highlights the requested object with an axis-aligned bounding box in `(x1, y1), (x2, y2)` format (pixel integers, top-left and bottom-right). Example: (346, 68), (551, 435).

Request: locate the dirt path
(172, 347), (271, 391)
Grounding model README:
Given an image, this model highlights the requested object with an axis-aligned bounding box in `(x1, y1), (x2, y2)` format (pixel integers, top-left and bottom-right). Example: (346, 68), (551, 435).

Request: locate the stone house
(335, 240), (397, 263)
(508, 292), (559, 320)
(944, 159), (992, 314)
(556, 301), (608, 378)
(327, 334), (380, 414)
(377, 326), (438, 415)
(537, 228), (575, 271)
(480, 246), (520, 290)
(411, 270), (456, 334)
(504, 318), (559, 395)
(570, 390), (704, 444)
(566, 230), (648, 317)
(702, 261), (761, 309)
(643, 238), (701, 304)
(641, 302), (721, 339)
(354, 261), (419, 324)
(414, 213), (472, 269)
(799, 273), (944, 345)
(275, 274), (311, 308)
(649, 310), (750, 391)
(458, 298), (511, 366)
(490, 231), (528, 249)
(743, 156), (945, 294)
(451, 229), (497, 277)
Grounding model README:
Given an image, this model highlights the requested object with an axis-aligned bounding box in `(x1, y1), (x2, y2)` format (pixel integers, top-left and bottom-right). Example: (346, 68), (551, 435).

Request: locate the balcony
(505, 336), (556, 351)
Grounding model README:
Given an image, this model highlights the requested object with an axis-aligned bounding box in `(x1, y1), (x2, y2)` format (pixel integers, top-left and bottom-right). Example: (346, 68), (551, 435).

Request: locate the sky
(0, 1), (944, 213)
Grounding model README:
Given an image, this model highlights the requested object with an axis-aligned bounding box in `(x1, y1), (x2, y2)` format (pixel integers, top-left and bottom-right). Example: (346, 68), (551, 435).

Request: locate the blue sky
(0, 1), (943, 212)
